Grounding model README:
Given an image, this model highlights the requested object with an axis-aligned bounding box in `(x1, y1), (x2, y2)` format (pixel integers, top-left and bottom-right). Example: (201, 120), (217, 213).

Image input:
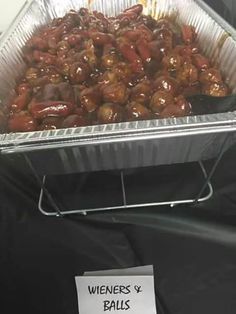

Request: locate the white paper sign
(75, 274), (157, 314)
(84, 265), (154, 277)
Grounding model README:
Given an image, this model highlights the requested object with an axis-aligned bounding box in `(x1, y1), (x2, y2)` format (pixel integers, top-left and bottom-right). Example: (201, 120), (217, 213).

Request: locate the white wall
(0, 0), (26, 32)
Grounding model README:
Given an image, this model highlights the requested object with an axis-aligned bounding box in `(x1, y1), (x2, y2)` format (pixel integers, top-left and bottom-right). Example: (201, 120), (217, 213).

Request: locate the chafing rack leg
(194, 136), (229, 205)
(23, 153), (221, 217)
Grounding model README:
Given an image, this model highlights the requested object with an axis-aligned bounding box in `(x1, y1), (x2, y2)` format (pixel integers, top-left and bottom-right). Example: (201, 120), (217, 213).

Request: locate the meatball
(160, 104), (184, 118)
(102, 52), (119, 69)
(175, 95), (191, 115)
(153, 28), (173, 46)
(162, 52), (182, 71)
(48, 72), (63, 84)
(74, 45), (98, 69)
(202, 83), (229, 97)
(25, 67), (40, 84)
(57, 40), (70, 53)
(192, 54), (210, 71)
(69, 62), (91, 83)
(130, 80), (153, 105)
(39, 67), (63, 85)
(150, 91), (174, 114)
(97, 103), (123, 124)
(159, 97), (191, 118)
(59, 58), (73, 76)
(79, 86), (102, 113)
(113, 62), (132, 81)
(98, 71), (118, 86)
(103, 82), (129, 105)
(199, 68), (222, 85)
(154, 75), (179, 95)
(126, 102), (152, 121)
(149, 40), (171, 60)
(176, 63), (198, 86)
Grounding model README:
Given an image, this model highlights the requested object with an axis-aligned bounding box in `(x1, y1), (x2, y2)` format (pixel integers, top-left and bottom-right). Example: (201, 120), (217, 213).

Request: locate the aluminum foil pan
(1, 0), (236, 174)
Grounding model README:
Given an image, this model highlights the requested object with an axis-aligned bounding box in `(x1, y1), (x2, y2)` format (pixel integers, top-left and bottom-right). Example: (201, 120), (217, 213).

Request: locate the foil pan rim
(195, 0), (236, 41)
(2, 111), (236, 150)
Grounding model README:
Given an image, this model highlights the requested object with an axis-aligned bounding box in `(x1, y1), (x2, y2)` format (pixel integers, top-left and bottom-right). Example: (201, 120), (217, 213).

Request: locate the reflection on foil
(139, 0), (148, 7)
(88, 0), (93, 11)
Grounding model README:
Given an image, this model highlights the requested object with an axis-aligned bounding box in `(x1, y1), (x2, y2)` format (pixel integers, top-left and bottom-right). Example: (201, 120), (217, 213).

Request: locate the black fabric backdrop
(0, 142), (236, 314)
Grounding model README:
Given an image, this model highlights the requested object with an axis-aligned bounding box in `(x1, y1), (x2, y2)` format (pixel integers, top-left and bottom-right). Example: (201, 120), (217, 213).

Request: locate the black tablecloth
(1, 143), (236, 314)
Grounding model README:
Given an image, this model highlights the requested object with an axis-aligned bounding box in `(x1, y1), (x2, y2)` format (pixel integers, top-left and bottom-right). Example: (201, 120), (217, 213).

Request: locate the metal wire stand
(23, 152), (218, 217)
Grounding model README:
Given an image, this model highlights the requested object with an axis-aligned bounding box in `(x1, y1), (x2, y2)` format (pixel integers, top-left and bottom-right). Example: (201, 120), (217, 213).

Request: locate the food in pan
(2, 4), (230, 133)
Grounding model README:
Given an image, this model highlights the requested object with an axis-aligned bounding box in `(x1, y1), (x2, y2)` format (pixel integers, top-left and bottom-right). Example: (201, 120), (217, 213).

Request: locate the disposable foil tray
(1, 0), (236, 174)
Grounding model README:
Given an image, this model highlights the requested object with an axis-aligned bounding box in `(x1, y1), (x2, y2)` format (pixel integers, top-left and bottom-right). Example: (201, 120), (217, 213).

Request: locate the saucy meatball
(97, 103), (123, 124)
(130, 80), (153, 105)
(162, 52), (182, 71)
(69, 62), (91, 83)
(126, 102), (152, 121)
(79, 86), (102, 113)
(113, 62), (133, 82)
(175, 95), (191, 114)
(177, 63), (198, 86)
(199, 68), (222, 85)
(98, 70), (118, 86)
(160, 96), (191, 118)
(192, 54), (210, 71)
(25, 67), (40, 85)
(103, 82), (129, 105)
(102, 46), (119, 69)
(202, 83), (228, 97)
(150, 91), (174, 114)
(154, 75), (179, 96)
